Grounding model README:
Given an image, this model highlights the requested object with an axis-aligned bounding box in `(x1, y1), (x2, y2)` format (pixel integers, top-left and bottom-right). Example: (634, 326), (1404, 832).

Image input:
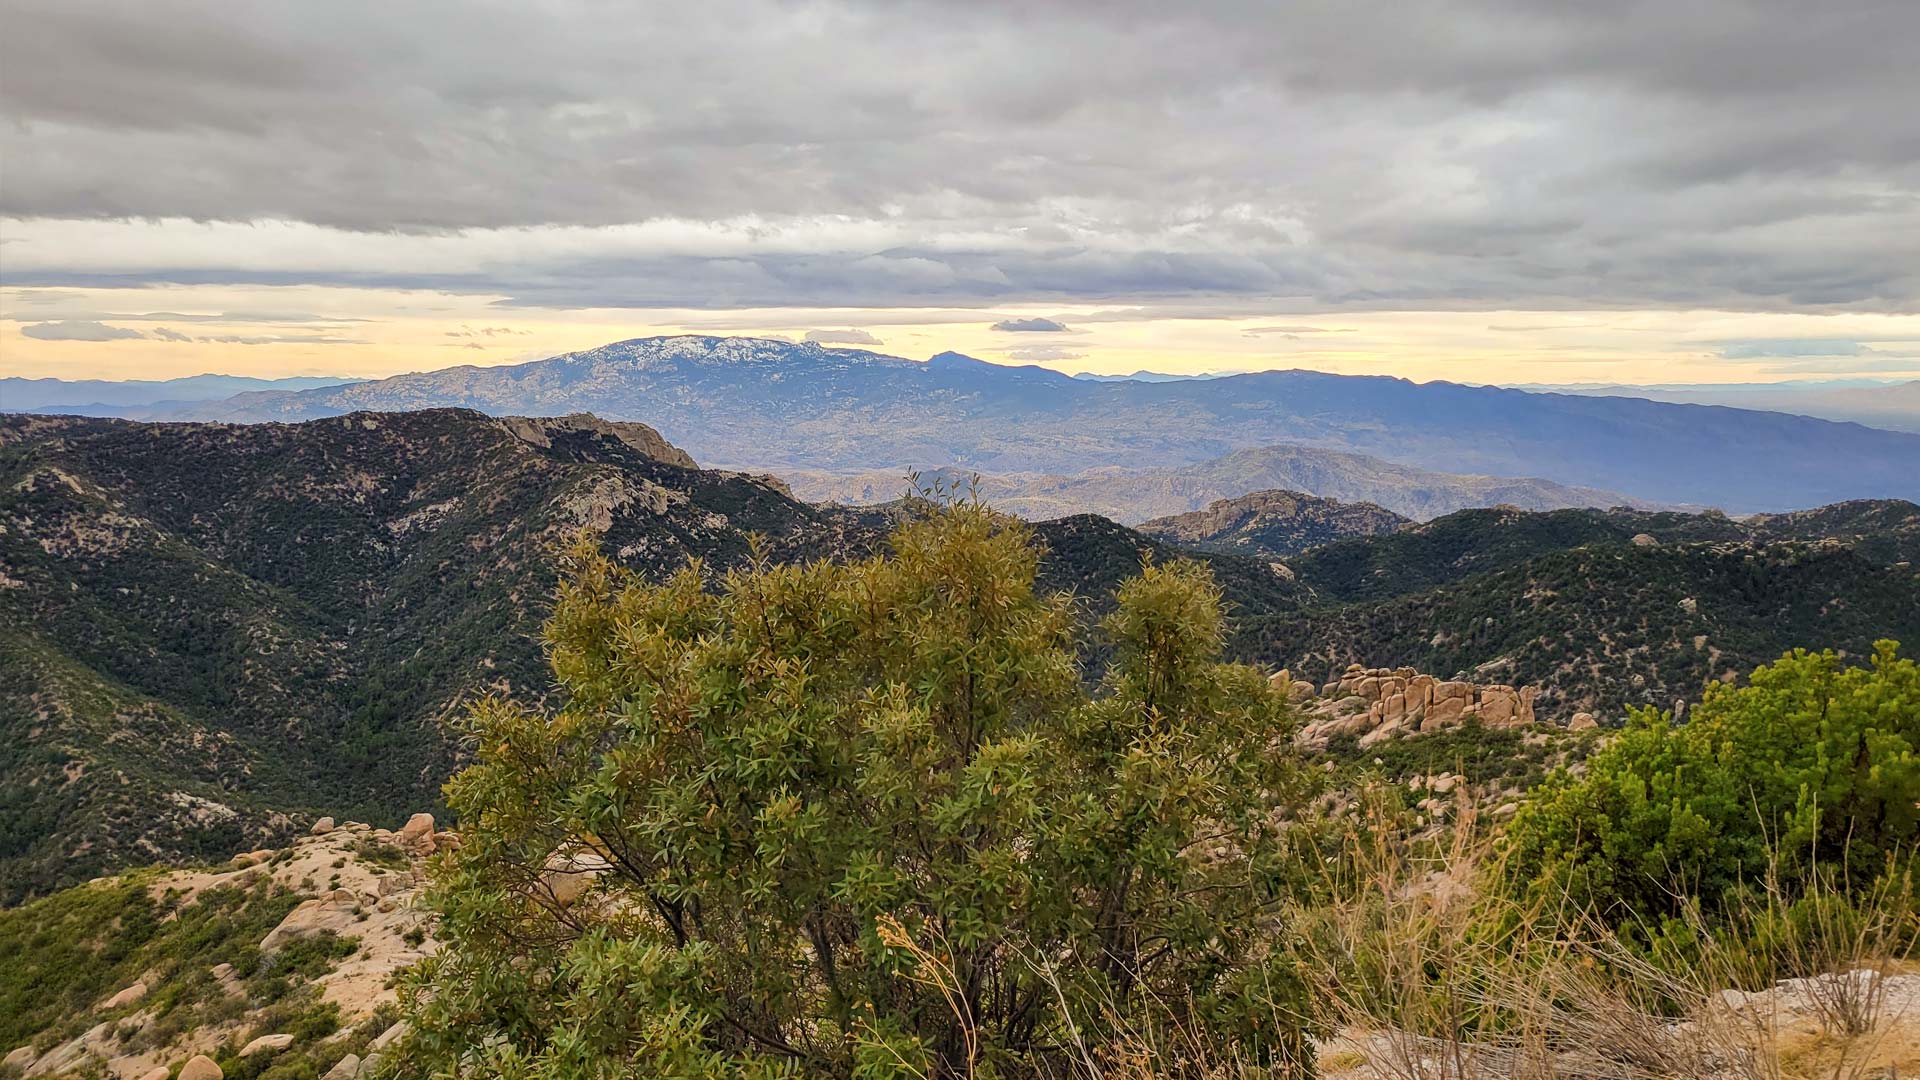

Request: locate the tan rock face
(1421, 696), (1466, 730)
(25, 1021), (113, 1077)
(396, 812), (437, 854)
(261, 898), (336, 953)
(1568, 711), (1599, 731)
(1478, 688), (1518, 726)
(231, 847), (278, 868)
(1296, 664), (1557, 746)
(179, 1055), (223, 1080)
(101, 981), (147, 1010)
(1358, 717), (1407, 748)
(310, 816), (336, 835)
(1408, 674), (1434, 710)
(240, 1033), (295, 1058)
(5, 1046), (36, 1070)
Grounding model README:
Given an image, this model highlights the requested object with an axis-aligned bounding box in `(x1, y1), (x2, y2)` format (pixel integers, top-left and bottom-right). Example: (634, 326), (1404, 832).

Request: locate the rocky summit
(1137, 489), (1410, 558)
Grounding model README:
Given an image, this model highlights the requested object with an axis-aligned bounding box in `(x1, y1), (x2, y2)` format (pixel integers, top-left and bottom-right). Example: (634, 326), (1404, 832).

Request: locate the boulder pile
(1282, 663), (1556, 747)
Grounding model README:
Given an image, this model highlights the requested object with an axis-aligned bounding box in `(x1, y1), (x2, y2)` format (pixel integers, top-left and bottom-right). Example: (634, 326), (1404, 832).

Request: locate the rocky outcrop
(1284, 664), (1565, 747)
(496, 412), (697, 469)
(6, 814), (443, 1079)
(24, 1023), (119, 1078)
(396, 812), (437, 855)
(101, 981), (148, 1009)
(1137, 489), (1409, 558)
(240, 1034), (294, 1058)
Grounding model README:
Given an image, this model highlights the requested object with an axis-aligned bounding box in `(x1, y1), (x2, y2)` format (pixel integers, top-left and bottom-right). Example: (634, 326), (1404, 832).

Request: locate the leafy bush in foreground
(1506, 640), (1920, 930)
(394, 506), (1315, 1078)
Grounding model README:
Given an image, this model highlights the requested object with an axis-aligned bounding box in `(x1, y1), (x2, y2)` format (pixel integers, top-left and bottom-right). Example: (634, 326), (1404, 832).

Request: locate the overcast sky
(3, 0), (1918, 382)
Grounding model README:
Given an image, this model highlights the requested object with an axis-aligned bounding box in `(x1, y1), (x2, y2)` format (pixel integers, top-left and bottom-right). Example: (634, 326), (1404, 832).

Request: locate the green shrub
(348, 840), (408, 871)
(1507, 641), (1920, 929)
(391, 507), (1317, 1078)
(264, 930), (358, 982)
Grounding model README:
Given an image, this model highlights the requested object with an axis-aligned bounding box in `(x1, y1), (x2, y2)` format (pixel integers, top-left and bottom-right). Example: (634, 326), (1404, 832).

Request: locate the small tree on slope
(390, 504), (1315, 1079)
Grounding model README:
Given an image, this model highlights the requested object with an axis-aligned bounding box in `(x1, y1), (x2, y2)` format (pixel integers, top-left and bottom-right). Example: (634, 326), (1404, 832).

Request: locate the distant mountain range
(783, 444), (1655, 524)
(1519, 379), (1920, 434)
(132, 336), (1920, 513)
(1, 373), (358, 415)
(1070, 370), (1242, 383)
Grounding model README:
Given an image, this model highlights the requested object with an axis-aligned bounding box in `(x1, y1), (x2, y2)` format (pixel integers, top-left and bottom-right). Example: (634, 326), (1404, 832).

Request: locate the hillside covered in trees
(0, 412), (1287, 901)
(4, 410), (1916, 904)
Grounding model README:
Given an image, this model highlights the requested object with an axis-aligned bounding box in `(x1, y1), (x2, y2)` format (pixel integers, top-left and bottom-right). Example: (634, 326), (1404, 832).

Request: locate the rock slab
(240, 1033), (295, 1057)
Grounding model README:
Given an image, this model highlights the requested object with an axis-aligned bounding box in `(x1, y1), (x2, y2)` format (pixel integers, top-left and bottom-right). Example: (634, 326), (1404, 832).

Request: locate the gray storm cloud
(1, 0), (1916, 313)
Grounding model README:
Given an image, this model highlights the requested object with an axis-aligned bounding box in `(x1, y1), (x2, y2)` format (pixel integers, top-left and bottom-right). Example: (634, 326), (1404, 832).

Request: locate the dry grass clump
(1292, 785), (1919, 1080)
(852, 783), (1915, 1079)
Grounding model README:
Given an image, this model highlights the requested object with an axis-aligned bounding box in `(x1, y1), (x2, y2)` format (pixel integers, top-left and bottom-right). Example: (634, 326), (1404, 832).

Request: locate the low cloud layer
(1, 0), (1916, 324)
(16, 317), (362, 346)
(1716, 339), (1871, 359)
(21, 320), (144, 341)
(1001, 344), (1086, 363)
(804, 328), (884, 346)
(991, 317), (1073, 333)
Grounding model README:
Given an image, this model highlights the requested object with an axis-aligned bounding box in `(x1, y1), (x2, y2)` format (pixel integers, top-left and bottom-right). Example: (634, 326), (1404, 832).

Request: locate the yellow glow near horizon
(3, 284), (1919, 387)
